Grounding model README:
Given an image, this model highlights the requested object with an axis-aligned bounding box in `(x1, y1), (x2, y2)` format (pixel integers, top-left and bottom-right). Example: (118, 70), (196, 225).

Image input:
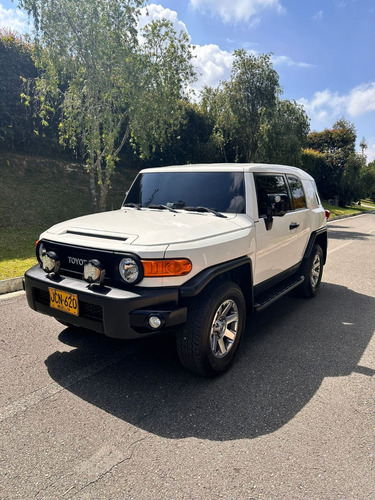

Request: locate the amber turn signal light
(142, 259), (192, 277)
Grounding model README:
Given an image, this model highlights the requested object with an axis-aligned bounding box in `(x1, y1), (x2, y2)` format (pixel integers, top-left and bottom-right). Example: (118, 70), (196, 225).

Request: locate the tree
(199, 85), (234, 162)
(306, 118), (364, 205)
(227, 50), (281, 162)
(340, 154), (365, 206)
(0, 30), (37, 151)
(139, 101), (215, 166)
(257, 99), (310, 166)
(361, 160), (375, 201)
(200, 51), (281, 163)
(359, 137), (367, 156)
(301, 148), (327, 186)
(19, 0), (195, 212)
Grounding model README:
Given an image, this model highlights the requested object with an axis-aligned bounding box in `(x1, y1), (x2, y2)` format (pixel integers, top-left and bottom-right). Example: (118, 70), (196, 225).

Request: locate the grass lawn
(0, 227), (39, 279)
(323, 200), (375, 219)
(0, 151), (136, 280)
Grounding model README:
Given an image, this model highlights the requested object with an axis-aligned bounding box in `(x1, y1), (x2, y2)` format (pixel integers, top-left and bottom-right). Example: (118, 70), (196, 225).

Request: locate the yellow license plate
(49, 288), (79, 316)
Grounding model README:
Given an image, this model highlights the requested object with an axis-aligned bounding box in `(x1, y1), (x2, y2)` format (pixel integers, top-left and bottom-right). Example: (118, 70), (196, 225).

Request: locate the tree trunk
(88, 157), (98, 212)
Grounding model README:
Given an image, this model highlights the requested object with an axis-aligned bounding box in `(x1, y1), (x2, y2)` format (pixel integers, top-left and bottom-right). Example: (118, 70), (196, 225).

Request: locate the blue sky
(1, 0), (374, 161)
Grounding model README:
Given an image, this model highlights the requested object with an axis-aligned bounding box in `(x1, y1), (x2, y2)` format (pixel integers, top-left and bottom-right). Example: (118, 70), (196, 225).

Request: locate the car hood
(40, 208), (251, 251)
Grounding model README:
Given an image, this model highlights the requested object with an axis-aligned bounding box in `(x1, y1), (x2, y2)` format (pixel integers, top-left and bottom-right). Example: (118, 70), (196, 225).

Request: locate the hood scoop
(66, 230), (128, 242)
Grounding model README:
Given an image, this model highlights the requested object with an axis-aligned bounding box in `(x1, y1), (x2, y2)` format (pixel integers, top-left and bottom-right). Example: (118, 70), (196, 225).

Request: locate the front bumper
(24, 265), (186, 339)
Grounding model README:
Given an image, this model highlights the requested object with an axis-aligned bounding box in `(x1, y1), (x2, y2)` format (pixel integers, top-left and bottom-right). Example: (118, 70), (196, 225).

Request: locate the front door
(253, 173), (310, 285)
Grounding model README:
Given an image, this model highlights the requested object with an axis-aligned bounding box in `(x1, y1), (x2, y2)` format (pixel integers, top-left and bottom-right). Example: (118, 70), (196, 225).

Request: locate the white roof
(139, 163), (314, 180)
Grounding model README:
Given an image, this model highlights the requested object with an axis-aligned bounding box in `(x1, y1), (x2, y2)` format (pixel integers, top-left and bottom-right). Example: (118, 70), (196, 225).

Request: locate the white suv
(24, 163), (328, 375)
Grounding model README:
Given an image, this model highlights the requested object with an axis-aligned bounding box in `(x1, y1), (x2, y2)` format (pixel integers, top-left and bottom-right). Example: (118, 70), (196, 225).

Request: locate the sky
(1, 0), (375, 162)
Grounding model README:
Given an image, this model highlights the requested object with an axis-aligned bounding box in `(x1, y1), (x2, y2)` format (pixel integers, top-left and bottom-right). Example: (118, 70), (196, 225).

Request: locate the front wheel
(176, 281), (246, 376)
(298, 244), (324, 298)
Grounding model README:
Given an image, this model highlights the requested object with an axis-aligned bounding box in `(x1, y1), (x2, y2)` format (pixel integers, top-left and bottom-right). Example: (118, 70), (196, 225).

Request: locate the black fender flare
(179, 256), (253, 302)
(303, 227), (328, 264)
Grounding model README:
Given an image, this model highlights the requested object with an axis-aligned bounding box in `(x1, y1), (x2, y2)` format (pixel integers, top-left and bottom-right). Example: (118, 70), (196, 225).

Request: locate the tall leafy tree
(227, 50), (281, 162)
(361, 160), (375, 201)
(199, 85), (234, 162)
(306, 119), (365, 205)
(200, 51), (281, 163)
(257, 99), (310, 166)
(19, 0), (195, 212)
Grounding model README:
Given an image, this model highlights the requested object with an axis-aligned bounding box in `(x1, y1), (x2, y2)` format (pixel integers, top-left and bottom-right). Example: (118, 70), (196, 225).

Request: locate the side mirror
(265, 193), (289, 230)
(265, 196), (274, 230)
(267, 193), (289, 217)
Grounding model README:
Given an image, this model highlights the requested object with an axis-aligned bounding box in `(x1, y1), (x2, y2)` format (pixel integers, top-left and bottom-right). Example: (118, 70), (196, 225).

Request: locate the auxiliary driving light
(147, 314), (163, 330)
(83, 259), (105, 285)
(40, 251), (60, 274)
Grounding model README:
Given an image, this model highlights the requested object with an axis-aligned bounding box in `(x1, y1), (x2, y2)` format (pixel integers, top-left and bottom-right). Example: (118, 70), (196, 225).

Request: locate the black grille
(37, 240), (141, 290)
(34, 288), (103, 321)
(79, 302), (103, 320)
(40, 240), (115, 278)
(35, 288), (49, 305)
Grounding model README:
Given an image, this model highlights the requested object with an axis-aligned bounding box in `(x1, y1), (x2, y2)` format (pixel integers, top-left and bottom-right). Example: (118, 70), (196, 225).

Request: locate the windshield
(124, 171), (246, 214)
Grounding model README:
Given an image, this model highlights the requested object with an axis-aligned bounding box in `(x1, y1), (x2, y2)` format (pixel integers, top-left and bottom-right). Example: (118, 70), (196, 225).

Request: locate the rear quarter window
(304, 180), (321, 209)
(287, 175), (307, 210)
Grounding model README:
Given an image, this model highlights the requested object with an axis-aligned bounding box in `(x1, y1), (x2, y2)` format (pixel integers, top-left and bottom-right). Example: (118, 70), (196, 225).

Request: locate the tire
(298, 244), (324, 298)
(176, 280), (246, 376)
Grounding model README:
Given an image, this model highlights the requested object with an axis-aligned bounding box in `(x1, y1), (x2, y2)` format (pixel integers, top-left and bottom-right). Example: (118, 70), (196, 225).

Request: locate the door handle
(289, 222), (299, 230)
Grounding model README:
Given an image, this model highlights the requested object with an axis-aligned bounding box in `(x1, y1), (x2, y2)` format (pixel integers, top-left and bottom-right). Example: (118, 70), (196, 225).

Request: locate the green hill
(0, 151), (138, 279)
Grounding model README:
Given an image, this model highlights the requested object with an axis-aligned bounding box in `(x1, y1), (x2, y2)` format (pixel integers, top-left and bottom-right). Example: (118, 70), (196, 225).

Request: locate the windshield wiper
(148, 204), (178, 213)
(123, 202), (142, 210)
(184, 206), (227, 218)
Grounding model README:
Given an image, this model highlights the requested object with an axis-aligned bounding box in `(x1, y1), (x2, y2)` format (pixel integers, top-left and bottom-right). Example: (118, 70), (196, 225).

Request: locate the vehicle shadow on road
(44, 282), (375, 441)
(328, 225), (375, 241)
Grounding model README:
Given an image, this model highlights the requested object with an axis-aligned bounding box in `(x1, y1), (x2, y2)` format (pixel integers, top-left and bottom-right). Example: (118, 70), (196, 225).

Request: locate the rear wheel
(298, 244), (324, 298)
(176, 281), (246, 376)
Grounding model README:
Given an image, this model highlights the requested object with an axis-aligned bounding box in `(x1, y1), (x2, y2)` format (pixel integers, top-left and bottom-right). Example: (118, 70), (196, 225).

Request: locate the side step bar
(254, 275), (304, 312)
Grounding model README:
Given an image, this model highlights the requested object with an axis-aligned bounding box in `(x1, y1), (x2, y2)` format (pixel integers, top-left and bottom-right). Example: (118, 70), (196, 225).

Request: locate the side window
(305, 180), (321, 209)
(287, 175), (307, 210)
(254, 174), (290, 218)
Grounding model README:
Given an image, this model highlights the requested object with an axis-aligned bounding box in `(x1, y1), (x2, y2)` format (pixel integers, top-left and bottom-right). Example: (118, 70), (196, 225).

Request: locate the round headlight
(37, 242), (46, 263)
(119, 257), (140, 284)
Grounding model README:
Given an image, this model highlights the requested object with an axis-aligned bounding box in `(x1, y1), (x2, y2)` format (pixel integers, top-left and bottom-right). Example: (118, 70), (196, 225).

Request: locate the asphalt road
(1, 214), (374, 500)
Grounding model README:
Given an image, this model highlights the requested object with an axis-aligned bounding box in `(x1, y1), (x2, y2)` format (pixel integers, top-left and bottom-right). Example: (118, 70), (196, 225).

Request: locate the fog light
(148, 314), (163, 329)
(83, 259), (105, 284)
(40, 251), (60, 274)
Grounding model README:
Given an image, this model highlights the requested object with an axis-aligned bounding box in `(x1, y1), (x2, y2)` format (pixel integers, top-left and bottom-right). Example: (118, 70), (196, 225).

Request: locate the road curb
(0, 276), (24, 295)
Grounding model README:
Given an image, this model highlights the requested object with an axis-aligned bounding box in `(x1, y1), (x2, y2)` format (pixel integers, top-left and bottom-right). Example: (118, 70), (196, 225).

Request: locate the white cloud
(298, 83), (375, 127)
(298, 85), (375, 162)
(0, 4), (28, 32)
(192, 44), (234, 89)
(138, 5), (318, 101)
(312, 10), (323, 21)
(366, 143), (375, 163)
(272, 55), (314, 69)
(139, 4), (189, 38)
(189, 0), (284, 24)
(298, 89), (347, 124)
(347, 83), (375, 116)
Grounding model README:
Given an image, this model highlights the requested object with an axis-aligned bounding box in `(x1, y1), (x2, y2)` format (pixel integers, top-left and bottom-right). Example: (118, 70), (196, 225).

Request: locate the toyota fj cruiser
(24, 163), (328, 375)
